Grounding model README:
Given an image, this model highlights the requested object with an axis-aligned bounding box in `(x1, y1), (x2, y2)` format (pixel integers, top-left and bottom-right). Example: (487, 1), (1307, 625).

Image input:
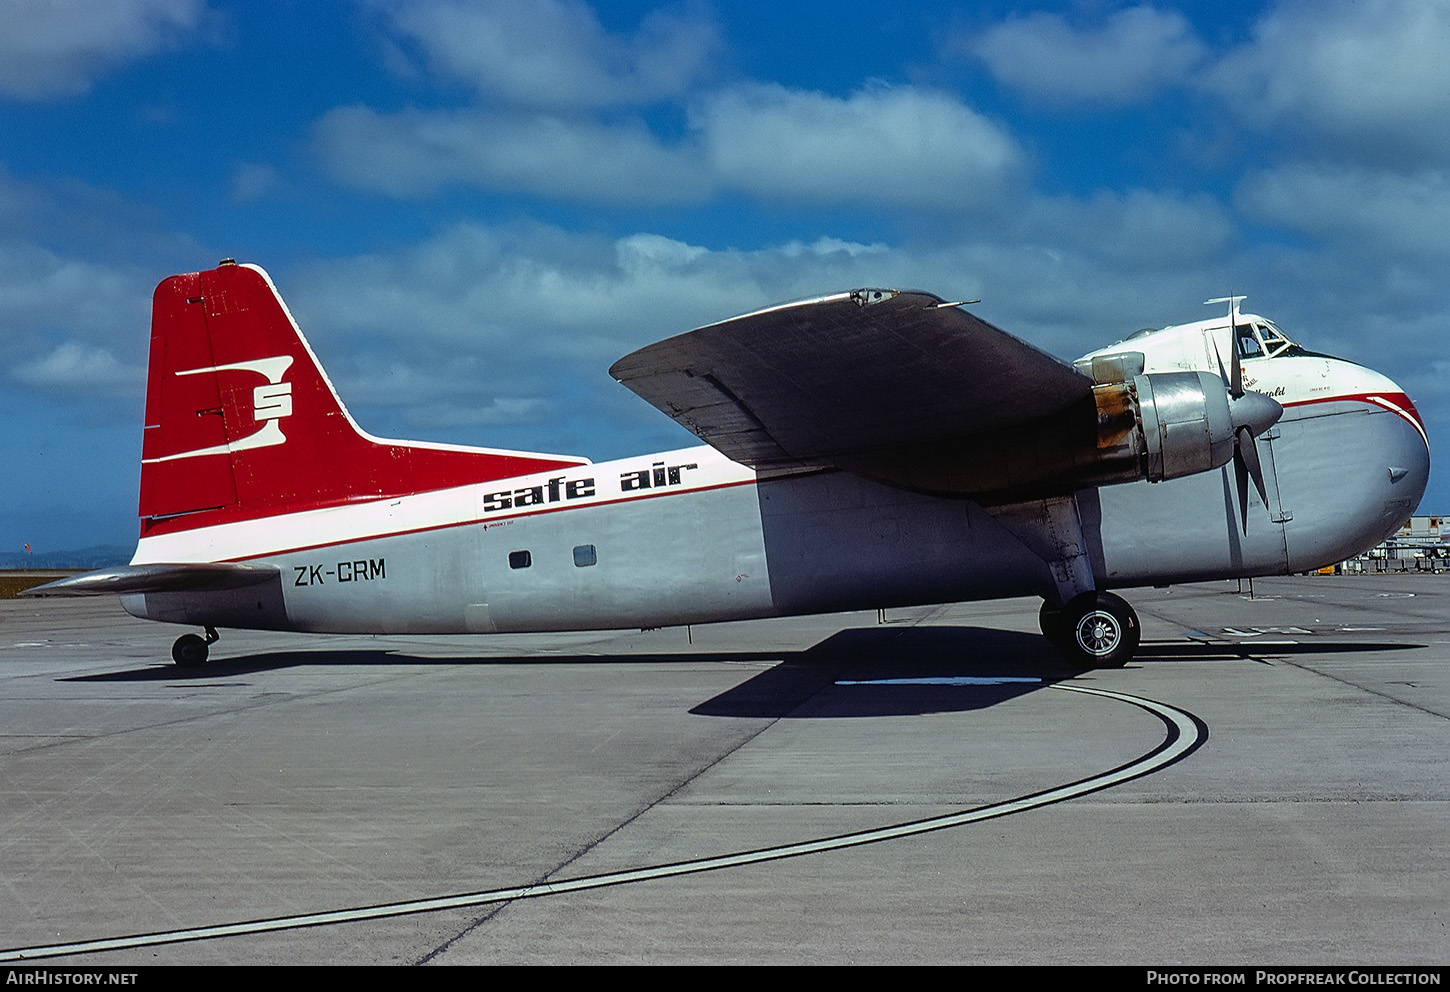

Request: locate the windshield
(1229, 319), (1300, 360)
(1254, 320), (1296, 358)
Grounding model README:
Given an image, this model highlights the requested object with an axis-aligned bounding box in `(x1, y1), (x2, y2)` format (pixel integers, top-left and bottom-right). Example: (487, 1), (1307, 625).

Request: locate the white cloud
(13, 342), (144, 395)
(230, 162), (284, 204)
(322, 5), (1024, 212)
(967, 5), (1207, 105)
(0, 242), (148, 342)
(1237, 164), (1450, 259)
(1210, 0), (1450, 164)
(1020, 189), (1236, 269)
(294, 222), (907, 356)
(313, 105), (711, 203)
(695, 83), (1023, 208)
(779, 237), (889, 259)
(375, 0), (721, 109)
(314, 83), (1022, 210)
(407, 396), (556, 430)
(0, 171), (191, 400)
(615, 232), (709, 270)
(0, 0), (210, 100)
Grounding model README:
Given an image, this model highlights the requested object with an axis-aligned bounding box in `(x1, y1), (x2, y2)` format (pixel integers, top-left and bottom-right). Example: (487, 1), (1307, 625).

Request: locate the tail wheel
(1055, 591), (1140, 669)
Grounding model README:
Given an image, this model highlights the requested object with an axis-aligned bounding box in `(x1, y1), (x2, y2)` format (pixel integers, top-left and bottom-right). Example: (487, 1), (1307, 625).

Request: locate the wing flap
(610, 289), (1094, 483)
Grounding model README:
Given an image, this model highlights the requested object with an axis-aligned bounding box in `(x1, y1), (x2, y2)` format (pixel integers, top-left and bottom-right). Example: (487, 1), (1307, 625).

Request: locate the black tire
(1038, 600), (1069, 647)
(1055, 591), (1139, 669)
(172, 633), (209, 667)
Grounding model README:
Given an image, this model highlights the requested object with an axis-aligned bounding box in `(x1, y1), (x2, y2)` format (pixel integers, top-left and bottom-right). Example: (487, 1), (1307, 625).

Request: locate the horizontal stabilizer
(22, 562), (280, 597)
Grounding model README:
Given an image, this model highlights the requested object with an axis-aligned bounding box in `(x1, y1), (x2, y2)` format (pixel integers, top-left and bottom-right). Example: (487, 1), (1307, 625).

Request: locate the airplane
(27, 261), (1430, 669)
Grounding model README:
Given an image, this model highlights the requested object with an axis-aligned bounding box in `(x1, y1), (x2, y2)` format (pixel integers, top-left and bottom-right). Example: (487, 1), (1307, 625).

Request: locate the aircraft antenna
(1204, 296), (1246, 322)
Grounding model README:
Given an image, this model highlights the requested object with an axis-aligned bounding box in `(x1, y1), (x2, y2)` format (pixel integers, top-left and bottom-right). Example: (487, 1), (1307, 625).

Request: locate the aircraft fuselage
(121, 358), (1428, 636)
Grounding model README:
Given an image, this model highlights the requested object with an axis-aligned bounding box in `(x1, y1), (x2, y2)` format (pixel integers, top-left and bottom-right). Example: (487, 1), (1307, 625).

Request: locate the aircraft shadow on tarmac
(64, 625), (1422, 719)
(690, 628), (1426, 718)
(66, 626), (1069, 718)
(690, 626), (1070, 718)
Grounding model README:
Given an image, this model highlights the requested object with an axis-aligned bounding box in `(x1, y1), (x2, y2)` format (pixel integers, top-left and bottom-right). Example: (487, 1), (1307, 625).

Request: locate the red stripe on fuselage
(1282, 390), (1427, 448)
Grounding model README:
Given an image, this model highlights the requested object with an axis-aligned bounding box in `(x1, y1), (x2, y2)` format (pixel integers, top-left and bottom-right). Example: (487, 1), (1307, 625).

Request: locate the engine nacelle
(1089, 371), (1235, 486)
(1136, 372), (1237, 480)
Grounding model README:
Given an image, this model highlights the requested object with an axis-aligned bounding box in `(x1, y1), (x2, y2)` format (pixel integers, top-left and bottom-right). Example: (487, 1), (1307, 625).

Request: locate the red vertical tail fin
(139, 261), (587, 536)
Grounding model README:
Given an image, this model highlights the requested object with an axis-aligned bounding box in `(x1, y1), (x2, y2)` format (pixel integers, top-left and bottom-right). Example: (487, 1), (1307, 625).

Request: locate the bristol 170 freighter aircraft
(29, 261), (1430, 668)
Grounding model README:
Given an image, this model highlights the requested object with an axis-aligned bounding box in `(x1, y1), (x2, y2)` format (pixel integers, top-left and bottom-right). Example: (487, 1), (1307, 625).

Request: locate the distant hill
(0, 545), (131, 570)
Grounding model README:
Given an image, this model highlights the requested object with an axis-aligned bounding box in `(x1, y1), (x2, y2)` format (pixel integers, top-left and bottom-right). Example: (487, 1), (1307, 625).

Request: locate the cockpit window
(1230, 319), (1299, 360)
(1234, 324), (1264, 358)
(1255, 320), (1295, 358)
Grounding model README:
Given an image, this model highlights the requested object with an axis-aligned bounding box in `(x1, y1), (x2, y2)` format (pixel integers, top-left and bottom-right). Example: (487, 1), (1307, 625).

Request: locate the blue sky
(2, 0), (1446, 552)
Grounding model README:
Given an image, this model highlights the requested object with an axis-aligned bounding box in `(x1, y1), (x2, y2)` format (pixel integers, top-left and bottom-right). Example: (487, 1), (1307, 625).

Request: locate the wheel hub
(1075, 611), (1122, 655)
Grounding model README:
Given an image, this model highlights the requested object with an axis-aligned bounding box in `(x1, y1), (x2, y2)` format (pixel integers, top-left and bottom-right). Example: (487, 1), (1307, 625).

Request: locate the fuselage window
(573, 544), (597, 567)
(508, 550), (531, 569)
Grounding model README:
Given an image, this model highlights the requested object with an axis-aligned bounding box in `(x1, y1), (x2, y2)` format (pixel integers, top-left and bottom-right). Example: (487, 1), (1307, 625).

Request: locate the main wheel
(1055, 591), (1139, 669)
(172, 633), (209, 667)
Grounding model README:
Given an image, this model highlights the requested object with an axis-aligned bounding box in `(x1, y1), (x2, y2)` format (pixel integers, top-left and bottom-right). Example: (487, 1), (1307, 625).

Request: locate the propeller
(1213, 334), (1283, 533)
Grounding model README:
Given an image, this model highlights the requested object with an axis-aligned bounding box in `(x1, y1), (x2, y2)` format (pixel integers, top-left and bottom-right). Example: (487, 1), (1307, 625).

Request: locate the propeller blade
(1234, 426), (1272, 534)
(1212, 331), (1282, 533)
(1235, 446), (1250, 534)
(1239, 427), (1270, 505)
(1229, 328), (1244, 397)
(1213, 338), (1230, 390)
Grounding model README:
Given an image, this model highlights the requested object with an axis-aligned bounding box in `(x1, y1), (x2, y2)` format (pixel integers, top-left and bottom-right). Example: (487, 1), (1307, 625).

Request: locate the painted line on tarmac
(1, 681), (1206, 961)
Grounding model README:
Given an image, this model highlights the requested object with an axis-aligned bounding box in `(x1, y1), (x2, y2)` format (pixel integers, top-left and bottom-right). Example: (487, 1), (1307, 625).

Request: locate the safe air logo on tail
(138, 261), (589, 536)
(145, 356), (295, 462)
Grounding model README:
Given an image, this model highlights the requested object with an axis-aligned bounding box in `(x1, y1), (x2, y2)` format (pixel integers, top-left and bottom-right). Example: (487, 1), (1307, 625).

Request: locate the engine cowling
(1089, 371), (1235, 486)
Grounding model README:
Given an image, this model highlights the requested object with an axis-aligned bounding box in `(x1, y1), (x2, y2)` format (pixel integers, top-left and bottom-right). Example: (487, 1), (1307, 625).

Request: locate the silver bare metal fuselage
(123, 387), (1428, 636)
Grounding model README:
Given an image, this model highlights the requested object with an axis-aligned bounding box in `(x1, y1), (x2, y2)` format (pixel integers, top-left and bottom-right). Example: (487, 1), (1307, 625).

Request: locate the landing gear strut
(172, 626), (219, 667)
(1040, 591), (1139, 669)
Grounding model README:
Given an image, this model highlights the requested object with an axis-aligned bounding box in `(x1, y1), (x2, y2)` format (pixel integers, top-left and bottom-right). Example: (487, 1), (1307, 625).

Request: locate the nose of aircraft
(1280, 358), (1429, 572)
(1342, 359), (1430, 522)
(1360, 366), (1430, 479)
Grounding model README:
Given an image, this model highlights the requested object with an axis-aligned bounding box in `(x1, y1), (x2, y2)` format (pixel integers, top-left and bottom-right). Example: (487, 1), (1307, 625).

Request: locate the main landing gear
(1039, 591), (1140, 669)
(172, 626), (219, 667)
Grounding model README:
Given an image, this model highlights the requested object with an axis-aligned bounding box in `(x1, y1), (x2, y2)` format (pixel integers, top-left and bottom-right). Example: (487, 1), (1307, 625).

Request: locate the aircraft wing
(22, 562), (280, 597)
(610, 289), (1094, 493)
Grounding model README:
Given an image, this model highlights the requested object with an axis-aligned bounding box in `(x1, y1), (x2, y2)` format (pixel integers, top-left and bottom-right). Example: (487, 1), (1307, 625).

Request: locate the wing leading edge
(610, 289), (1096, 497)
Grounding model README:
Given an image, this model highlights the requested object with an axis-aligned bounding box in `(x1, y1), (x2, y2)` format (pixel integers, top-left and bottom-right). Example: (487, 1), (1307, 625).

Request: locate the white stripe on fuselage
(131, 446), (755, 565)
(1362, 394), (1430, 450)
